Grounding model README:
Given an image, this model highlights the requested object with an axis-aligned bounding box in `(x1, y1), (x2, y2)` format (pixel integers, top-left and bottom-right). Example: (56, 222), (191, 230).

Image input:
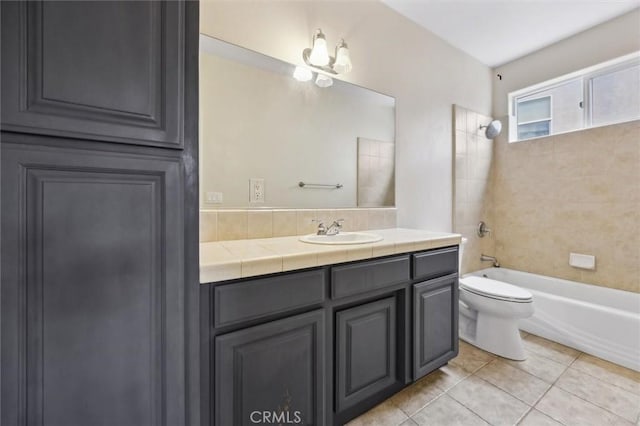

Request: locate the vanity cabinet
(203, 245), (459, 426)
(215, 310), (326, 426)
(411, 247), (459, 380)
(413, 274), (459, 380)
(335, 296), (400, 413)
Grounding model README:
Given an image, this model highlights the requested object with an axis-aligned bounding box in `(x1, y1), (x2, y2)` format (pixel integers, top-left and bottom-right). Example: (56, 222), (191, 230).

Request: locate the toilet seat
(460, 276), (533, 303)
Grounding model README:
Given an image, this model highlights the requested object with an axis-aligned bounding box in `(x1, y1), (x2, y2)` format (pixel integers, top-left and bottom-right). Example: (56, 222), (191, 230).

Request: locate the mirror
(199, 34), (396, 209)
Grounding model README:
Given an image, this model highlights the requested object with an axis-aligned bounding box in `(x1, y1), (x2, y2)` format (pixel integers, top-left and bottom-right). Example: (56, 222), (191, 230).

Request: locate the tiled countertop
(200, 228), (462, 283)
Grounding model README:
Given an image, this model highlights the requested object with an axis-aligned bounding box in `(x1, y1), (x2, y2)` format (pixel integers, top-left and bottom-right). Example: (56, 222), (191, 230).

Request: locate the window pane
(518, 121), (550, 140)
(517, 97), (551, 123)
(591, 64), (640, 126)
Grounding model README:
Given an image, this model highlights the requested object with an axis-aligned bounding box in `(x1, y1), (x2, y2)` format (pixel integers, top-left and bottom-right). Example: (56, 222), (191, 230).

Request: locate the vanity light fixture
(303, 28), (352, 75)
(293, 66), (313, 82)
(315, 73), (333, 88)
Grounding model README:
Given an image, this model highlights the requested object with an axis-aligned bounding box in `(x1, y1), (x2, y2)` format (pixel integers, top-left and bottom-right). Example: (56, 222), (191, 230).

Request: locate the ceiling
(381, 0), (640, 67)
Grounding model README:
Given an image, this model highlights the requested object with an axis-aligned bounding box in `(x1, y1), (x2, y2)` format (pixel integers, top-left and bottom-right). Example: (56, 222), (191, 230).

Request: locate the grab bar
(298, 181), (343, 189)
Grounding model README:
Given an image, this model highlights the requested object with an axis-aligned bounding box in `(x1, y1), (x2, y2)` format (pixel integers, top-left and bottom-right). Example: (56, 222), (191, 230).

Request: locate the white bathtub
(466, 268), (640, 372)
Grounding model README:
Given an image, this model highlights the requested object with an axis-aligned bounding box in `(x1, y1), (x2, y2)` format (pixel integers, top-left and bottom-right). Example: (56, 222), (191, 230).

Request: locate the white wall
(200, 0), (492, 231)
(493, 9), (640, 118)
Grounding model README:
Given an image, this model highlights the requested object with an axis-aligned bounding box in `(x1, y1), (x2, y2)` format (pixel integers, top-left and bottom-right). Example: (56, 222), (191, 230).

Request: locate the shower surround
(493, 120), (639, 293)
(455, 104), (638, 293)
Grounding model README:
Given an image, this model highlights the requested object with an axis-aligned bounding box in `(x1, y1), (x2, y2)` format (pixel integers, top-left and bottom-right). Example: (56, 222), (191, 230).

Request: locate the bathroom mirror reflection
(199, 34), (396, 208)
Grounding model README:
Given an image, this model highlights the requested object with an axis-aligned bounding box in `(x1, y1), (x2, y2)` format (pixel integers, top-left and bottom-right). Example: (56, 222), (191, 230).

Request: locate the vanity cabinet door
(335, 297), (399, 413)
(0, 0), (184, 148)
(413, 274), (459, 380)
(215, 310), (325, 426)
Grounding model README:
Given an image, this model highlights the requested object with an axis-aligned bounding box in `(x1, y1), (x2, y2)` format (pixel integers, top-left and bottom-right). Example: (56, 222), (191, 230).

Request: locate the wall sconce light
(315, 73), (333, 88)
(302, 28), (352, 75)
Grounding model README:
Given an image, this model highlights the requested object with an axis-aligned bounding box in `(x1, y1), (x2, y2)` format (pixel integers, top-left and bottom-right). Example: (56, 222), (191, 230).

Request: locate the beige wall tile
(384, 209), (397, 228)
(296, 210), (318, 235)
(217, 210), (248, 241)
(368, 209), (386, 229)
(272, 210), (297, 237)
(199, 210), (218, 242)
(491, 120), (639, 292)
(201, 207), (398, 242)
(247, 210), (273, 239)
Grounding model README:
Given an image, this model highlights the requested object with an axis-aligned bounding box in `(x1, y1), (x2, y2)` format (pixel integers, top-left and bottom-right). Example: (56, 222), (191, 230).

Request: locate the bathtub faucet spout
(480, 254), (500, 267)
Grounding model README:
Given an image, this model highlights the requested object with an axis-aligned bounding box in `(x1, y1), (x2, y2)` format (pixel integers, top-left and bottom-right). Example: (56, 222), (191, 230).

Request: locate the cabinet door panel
(413, 274), (459, 380)
(336, 297), (398, 412)
(0, 1), (184, 148)
(215, 310), (325, 426)
(1, 143), (185, 426)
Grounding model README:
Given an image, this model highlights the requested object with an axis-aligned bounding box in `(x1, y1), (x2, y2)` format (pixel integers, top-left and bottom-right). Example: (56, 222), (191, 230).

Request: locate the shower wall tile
(453, 105), (495, 274)
(200, 207), (397, 242)
(493, 120), (640, 293)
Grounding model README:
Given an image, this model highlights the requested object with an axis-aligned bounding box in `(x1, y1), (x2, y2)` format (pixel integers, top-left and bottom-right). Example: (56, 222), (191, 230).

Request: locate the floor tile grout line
(472, 361), (553, 408)
(552, 376), (638, 423)
(514, 406), (534, 426)
(568, 356), (640, 396)
(405, 391), (449, 423)
(527, 352), (576, 424)
(445, 374), (532, 426)
(559, 354), (640, 423)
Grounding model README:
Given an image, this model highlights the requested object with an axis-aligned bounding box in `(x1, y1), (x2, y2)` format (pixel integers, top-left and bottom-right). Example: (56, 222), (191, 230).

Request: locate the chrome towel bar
(298, 181), (343, 189)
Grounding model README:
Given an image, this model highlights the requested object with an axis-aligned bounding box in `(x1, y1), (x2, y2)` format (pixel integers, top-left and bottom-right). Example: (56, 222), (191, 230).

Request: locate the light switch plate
(205, 191), (223, 204)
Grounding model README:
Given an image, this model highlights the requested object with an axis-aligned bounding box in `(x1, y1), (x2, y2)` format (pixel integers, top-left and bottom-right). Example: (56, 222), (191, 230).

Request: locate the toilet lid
(459, 276), (533, 302)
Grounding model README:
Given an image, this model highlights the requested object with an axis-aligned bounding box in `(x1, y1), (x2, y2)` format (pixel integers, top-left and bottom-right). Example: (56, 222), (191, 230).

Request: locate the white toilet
(458, 239), (534, 360)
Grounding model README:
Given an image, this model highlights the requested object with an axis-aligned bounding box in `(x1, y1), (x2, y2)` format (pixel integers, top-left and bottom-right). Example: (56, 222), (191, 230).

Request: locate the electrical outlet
(249, 178), (265, 203)
(205, 191), (223, 204)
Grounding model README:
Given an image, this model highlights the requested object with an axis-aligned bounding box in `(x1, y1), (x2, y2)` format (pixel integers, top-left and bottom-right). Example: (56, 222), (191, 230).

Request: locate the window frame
(515, 94), (553, 140)
(508, 52), (640, 143)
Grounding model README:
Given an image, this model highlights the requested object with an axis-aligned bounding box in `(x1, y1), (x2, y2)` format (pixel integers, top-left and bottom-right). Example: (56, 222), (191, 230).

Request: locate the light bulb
(333, 41), (352, 74)
(293, 66), (313, 82)
(309, 30), (330, 67)
(315, 74), (333, 88)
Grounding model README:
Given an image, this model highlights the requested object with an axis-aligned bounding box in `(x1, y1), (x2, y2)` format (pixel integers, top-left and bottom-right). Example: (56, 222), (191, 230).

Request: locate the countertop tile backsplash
(200, 208), (397, 242)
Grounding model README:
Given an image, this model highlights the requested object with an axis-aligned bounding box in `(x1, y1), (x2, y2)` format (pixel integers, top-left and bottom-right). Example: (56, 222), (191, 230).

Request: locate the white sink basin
(299, 232), (383, 245)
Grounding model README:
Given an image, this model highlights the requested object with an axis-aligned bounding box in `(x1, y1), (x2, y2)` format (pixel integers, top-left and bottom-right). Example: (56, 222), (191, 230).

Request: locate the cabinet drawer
(412, 246), (458, 281)
(331, 256), (410, 299)
(214, 269), (325, 327)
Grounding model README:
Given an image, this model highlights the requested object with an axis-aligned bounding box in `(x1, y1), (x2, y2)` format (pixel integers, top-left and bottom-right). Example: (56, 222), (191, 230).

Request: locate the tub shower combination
(466, 268), (640, 372)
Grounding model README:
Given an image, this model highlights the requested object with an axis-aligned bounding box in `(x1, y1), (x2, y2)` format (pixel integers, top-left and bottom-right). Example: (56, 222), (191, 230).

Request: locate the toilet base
(459, 311), (527, 361)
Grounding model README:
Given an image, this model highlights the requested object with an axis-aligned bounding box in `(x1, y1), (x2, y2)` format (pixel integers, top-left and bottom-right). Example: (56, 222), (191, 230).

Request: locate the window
(508, 53), (640, 142)
(516, 96), (551, 140)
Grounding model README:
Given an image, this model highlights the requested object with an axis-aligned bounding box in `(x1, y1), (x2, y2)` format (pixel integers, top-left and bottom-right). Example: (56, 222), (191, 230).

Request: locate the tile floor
(346, 332), (640, 426)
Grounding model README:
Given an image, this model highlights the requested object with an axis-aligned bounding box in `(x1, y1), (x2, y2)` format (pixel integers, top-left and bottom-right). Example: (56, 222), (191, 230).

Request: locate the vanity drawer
(412, 246), (458, 281)
(331, 256), (410, 299)
(214, 269), (326, 327)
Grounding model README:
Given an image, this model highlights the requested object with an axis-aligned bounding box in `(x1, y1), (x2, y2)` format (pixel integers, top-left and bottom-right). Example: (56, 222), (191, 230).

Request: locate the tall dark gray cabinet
(0, 1), (200, 425)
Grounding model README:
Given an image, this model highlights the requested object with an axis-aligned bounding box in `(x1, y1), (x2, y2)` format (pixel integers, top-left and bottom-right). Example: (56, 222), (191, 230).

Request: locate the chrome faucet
(325, 219), (344, 236)
(313, 219), (344, 235)
(480, 254), (500, 268)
